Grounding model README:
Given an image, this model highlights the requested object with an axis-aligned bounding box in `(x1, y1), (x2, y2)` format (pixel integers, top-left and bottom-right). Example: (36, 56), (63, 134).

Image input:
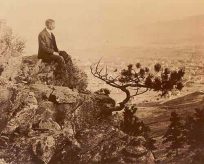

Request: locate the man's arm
(38, 34), (55, 54)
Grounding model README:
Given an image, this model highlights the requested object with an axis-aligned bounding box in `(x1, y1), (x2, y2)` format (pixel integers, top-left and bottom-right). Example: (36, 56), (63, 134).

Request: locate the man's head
(45, 19), (55, 30)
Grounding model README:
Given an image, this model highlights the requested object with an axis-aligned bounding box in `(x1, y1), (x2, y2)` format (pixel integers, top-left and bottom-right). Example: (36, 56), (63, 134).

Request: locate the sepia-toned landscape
(0, 1), (204, 164)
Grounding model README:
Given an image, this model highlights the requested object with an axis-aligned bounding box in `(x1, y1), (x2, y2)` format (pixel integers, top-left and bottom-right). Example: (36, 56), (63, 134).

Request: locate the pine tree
(163, 112), (185, 156)
(91, 61), (185, 112)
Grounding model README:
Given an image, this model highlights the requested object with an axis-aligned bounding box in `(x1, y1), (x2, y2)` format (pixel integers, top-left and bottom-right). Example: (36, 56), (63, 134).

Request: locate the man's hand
(53, 52), (59, 55)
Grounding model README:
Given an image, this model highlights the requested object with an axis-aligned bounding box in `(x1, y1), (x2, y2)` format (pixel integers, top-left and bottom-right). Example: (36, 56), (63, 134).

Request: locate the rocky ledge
(0, 55), (155, 164)
(15, 55), (88, 91)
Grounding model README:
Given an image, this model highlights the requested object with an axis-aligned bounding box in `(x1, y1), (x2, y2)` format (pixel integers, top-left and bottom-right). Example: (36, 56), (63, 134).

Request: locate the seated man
(38, 19), (71, 78)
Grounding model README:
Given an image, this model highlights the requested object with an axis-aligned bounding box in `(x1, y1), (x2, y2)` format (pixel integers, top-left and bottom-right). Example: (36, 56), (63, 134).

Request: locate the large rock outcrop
(0, 55), (155, 163)
(0, 83), (155, 164)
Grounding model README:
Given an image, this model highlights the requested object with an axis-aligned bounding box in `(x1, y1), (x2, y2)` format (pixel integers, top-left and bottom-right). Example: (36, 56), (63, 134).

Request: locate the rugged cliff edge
(0, 55), (155, 164)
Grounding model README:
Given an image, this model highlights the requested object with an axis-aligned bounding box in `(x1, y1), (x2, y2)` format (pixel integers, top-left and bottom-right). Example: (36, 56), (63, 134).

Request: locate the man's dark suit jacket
(38, 28), (58, 59)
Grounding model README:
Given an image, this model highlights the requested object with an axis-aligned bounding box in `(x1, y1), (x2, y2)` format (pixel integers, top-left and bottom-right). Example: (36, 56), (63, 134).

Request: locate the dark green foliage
(120, 105), (156, 151)
(163, 112), (185, 156)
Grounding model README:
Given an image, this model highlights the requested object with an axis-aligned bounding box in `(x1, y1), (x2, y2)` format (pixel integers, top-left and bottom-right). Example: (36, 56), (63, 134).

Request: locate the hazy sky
(1, 0), (204, 55)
